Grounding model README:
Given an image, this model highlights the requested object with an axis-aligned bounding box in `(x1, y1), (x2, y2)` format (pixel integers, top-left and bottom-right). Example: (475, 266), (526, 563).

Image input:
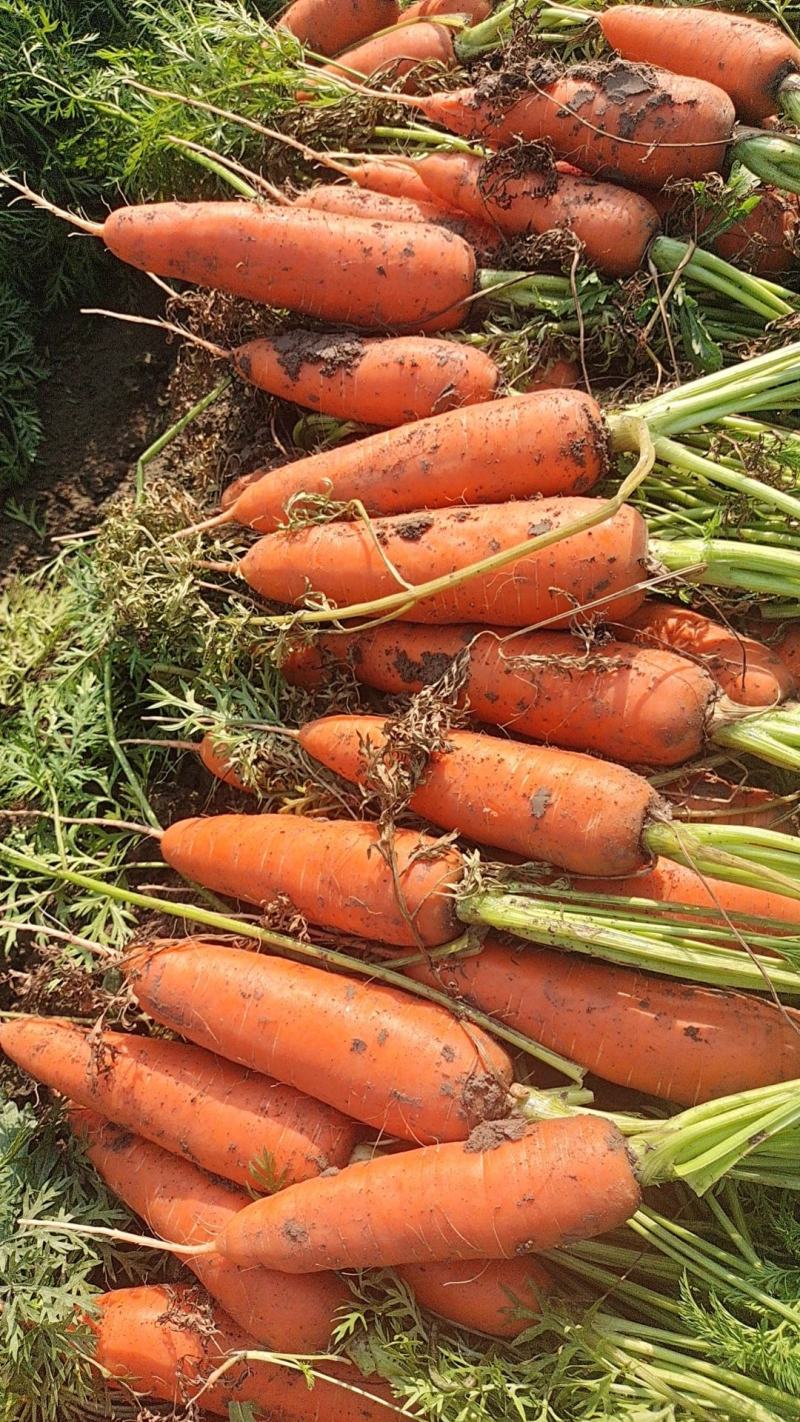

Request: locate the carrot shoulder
(127, 939), (514, 1144)
(72, 1109), (349, 1351)
(0, 1017), (356, 1187)
(215, 1114), (641, 1272)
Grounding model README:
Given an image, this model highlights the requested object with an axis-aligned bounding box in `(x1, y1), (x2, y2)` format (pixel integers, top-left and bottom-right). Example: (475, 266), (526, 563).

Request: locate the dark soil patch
(0, 272), (172, 582)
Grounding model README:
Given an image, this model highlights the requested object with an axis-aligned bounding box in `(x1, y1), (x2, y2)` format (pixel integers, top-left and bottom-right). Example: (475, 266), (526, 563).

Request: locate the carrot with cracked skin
(598, 5), (800, 124)
(90, 1284), (397, 1421)
(237, 498), (648, 626)
(279, 623), (719, 767)
(299, 714), (662, 876)
(279, 0), (399, 56)
(209, 390), (609, 535)
(405, 937), (800, 1107)
(319, 19), (455, 90)
(411, 150), (661, 277)
(71, 1110), (349, 1351)
(292, 183), (505, 255)
(615, 602), (796, 706)
(211, 1114), (641, 1272)
(409, 63), (737, 189)
(0, 1018), (357, 1188)
(127, 939), (513, 1145)
(160, 814), (463, 947)
(231, 330), (502, 427)
(398, 1256), (552, 1336)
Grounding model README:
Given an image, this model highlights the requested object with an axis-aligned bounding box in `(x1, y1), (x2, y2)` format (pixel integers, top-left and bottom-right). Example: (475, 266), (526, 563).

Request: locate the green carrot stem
(0, 845), (582, 1078)
(650, 236), (796, 319)
(654, 435), (800, 524)
(779, 74), (800, 126)
(734, 130), (800, 195)
(372, 123), (478, 155)
(650, 533), (800, 600)
(714, 705), (800, 771)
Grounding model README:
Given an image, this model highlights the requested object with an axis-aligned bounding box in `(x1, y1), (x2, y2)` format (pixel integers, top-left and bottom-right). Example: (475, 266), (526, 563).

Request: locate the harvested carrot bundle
(410, 150), (661, 277)
(279, 0), (399, 55)
(292, 184), (505, 255)
(233, 330), (501, 427)
(207, 389), (609, 535)
(90, 1284), (396, 1420)
(319, 19), (455, 89)
(399, 1255), (552, 1336)
(616, 602), (797, 706)
(598, 5), (800, 124)
(237, 498), (648, 625)
(71, 1110), (349, 1350)
(215, 1114), (640, 1271)
(407, 63), (800, 193)
(406, 937), (800, 1106)
(128, 939), (513, 1144)
(0, 1019), (357, 1188)
(278, 623), (800, 771)
(160, 814), (462, 947)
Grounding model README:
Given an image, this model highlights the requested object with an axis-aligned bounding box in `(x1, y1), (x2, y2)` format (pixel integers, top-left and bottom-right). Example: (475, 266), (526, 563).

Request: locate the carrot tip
(168, 510), (234, 543)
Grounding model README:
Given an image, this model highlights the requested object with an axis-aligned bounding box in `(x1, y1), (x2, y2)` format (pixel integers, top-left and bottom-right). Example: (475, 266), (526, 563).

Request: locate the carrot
(700, 190), (798, 277)
(232, 330), (501, 427)
(406, 936), (800, 1107)
(292, 183), (505, 255)
(298, 714), (662, 875)
(212, 1114), (640, 1271)
(90, 1284), (396, 1420)
(344, 156), (449, 202)
(775, 623), (800, 678)
(573, 855), (800, 928)
(197, 734), (249, 790)
(71, 1110), (349, 1350)
(280, 623), (718, 767)
(521, 356), (580, 391)
(398, 1256), (552, 1336)
(237, 497), (648, 625)
(598, 5), (800, 124)
(128, 939), (514, 1144)
(319, 20), (455, 90)
(410, 64), (737, 189)
(0, 1017), (357, 1188)
(160, 813), (463, 946)
(615, 601), (796, 706)
(62, 200), (478, 333)
(663, 770), (796, 830)
(280, 0), (399, 56)
(410, 150), (661, 277)
(206, 389), (609, 535)
(403, 0), (491, 18)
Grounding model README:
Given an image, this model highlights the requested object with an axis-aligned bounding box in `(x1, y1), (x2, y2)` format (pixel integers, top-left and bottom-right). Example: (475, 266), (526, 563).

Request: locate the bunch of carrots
(5, 0), (800, 1417)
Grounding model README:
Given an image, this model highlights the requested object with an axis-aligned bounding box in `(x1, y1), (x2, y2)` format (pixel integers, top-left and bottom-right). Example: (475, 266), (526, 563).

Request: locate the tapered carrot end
(167, 509), (235, 543)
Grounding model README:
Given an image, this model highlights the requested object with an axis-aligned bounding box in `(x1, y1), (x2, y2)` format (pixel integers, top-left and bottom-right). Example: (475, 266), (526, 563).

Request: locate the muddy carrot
(71, 1109), (349, 1350)
(0, 1018), (357, 1187)
(127, 939), (514, 1144)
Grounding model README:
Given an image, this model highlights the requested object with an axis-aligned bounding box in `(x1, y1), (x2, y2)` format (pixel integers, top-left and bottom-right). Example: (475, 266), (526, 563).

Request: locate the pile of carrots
(5, 0), (800, 1417)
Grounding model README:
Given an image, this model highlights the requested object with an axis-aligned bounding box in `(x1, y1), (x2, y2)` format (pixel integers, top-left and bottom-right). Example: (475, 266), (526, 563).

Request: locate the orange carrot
(128, 939), (514, 1144)
(71, 1110), (349, 1350)
(598, 5), (800, 124)
(210, 389), (609, 534)
(411, 150), (661, 277)
(345, 156), (451, 202)
(0, 1018), (356, 1188)
(160, 814), (462, 946)
(238, 497), (648, 626)
(280, 623), (718, 766)
(280, 0), (399, 56)
(320, 19), (454, 90)
(406, 936), (800, 1107)
(399, 1256), (551, 1336)
(75, 202), (478, 333)
(404, 0), (490, 16)
(292, 183), (505, 254)
(615, 601), (796, 706)
(574, 855), (800, 928)
(232, 330), (501, 426)
(663, 770), (796, 830)
(299, 714), (661, 875)
(411, 64), (737, 188)
(197, 735), (249, 790)
(90, 1284), (396, 1420)
(521, 356), (580, 391)
(214, 1114), (641, 1271)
